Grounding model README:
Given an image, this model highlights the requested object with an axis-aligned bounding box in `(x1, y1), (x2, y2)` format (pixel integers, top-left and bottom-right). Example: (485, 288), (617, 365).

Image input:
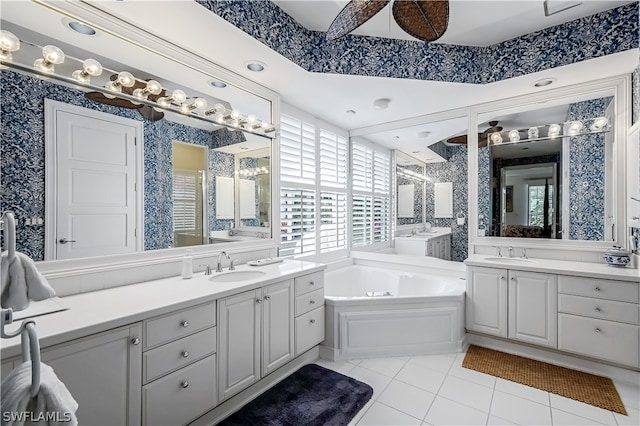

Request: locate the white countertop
(395, 227), (452, 240)
(1, 259), (325, 359)
(465, 255), (640, 282)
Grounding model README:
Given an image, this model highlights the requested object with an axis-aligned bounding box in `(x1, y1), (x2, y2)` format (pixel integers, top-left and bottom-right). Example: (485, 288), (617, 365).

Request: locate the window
(351, 140), (391, 246)
(528, 184), (554, 226)
(172, 170), (202, 234)
(279, 107), (348, 257)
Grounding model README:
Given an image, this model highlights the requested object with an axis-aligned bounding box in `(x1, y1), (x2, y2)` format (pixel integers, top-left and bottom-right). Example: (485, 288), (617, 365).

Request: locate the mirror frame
(9, 0), (282, 277)
(468, 74), (631, 252)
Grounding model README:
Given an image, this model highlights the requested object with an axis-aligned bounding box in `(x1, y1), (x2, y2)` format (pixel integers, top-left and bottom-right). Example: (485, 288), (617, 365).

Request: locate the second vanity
(394, 227), (452, 260)
(0, 259), (326, 426)
(465, 254), (640, 369)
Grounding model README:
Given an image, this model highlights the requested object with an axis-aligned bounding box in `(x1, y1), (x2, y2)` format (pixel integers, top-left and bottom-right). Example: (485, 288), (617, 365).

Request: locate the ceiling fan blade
(85, 92), (143, 109)
(392, 0), (449, 42)
(446, 135), (469, 144)
(326, 0), (390, 40)
(447, 133), (489, 147)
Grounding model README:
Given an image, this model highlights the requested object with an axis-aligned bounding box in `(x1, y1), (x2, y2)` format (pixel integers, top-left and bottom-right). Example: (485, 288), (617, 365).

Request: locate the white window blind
(172, 170), (201, 233)
(351, 141), (391, 246)
(279, 109), (349, 257)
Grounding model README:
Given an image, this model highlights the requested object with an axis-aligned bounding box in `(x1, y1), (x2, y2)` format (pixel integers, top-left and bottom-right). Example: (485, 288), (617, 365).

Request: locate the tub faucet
(508, 246), (514, 258)
(216, 251), (231, 272)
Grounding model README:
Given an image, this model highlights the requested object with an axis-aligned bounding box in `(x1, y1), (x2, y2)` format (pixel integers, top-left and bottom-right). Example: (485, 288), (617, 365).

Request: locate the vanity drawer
(295, 288), (325, 316)
(143, 327), (217, 384)
(558, 294), (639, 325)
(295, 306), (325, 356)
(558, 314), (639, 367)
(143, 355), (216, 426)
(144, 302), (216, 349)
(295, 272), (324, 297)
(557, 276), (639, 303)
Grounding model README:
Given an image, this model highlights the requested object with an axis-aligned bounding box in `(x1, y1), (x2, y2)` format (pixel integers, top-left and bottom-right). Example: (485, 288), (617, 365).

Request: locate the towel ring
(1, 309), (41, 397)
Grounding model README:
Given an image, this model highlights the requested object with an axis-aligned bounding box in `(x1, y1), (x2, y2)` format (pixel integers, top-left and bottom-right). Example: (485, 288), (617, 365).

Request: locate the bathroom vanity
(394, 228), (452, 260)
(0, 260), (325, 425)
(465, 255), (639, 369)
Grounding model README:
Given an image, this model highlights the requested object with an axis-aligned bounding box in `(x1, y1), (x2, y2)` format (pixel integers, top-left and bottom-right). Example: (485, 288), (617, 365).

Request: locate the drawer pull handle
(309, 281), (315, 286)
(310, 319), (316, 324)
(180, 380), (189, 389)
(310, 300), (316, 305)
(264, 295), (271, 301)
(180, 320), (190, 328)
(256, 298), (262, 304)
(594, 286), (601, 292)
(131, 337), (141, 346)
(594, 307), (601, 313)
(181, 350), (190, 358)
(594, 328), (602, 333)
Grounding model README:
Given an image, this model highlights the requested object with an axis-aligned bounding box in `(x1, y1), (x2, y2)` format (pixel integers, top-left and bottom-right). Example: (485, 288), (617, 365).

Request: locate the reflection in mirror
(478, 95), (615, 240)
(395, 151), (425, 226)
(0, 12), (274, 261)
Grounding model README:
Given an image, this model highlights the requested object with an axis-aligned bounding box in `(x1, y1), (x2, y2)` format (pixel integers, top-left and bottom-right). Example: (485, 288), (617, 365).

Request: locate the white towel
(1, 251), (56, 311)
(1, 361), (78, 426)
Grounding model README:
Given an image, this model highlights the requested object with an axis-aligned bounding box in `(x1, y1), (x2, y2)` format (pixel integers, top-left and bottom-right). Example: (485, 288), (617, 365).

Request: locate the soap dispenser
(181, 249), (193, 279)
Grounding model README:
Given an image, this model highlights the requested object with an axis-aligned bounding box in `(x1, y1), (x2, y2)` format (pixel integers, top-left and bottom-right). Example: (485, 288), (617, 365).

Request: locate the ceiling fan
(447, 121), (503, 148)
(326, 0), (449, 42)
(85, 75), (167, 121)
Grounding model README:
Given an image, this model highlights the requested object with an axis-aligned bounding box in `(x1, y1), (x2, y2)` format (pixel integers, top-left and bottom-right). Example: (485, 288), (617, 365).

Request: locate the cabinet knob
(594, 307), (601, 313)
(500, 276), (505, 280)
(633, 216), (640, 220)
(264, 295), (271, 301)
(130, 337), (141, 346)
(310, 319), (316, 324)
(309, 300), (316, 305)
(510, 277), (515, 281)
(594, 328), (601, 333)
(181, 350), (190, 358)
(309, 281), (315, 286)
(180, 380), (189, 389)
(256, 298), (262, 304)
(180, 320), (190, 328)
(594, 287), (601, 292)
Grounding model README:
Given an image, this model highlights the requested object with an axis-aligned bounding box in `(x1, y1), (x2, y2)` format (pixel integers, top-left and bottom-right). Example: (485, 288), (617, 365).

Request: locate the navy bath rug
(218, 363), (374, 426)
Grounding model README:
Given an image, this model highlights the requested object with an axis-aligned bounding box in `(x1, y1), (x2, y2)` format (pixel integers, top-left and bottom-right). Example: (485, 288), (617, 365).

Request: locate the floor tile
(348, 365), (394, 397)
(424, 396), (488, 425)
(396, 362), (447, 394)
(487, 415), (517, 425)
(314, 359), (357, 375)
(549, 394), (616, 425)
(491, 390), (552, 425)
(495, 378), (550, 405)
(612, 379), (640, 410)
(378, 380), (436, 420)
(614, 406), (640, 426)
(408, 354), (455, 373)
(438, 375), (493, 412)
(359, 357), (409, 378)
(448, 356), (497, 389)
(356, 401), (422, 425)
(551, 408), (608, 425)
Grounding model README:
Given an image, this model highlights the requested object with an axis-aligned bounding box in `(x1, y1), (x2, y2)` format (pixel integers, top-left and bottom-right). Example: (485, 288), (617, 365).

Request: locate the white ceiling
(3, 0), (638, 158)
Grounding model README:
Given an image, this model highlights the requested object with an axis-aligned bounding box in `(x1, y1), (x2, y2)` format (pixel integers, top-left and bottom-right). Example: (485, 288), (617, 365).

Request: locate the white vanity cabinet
(294, 271), (325, 356)
(217, 279), (294, 402)
(466, 266), (557, 347)
(141, 302), (217, 426)
(40, 323), (143, 426)
(395, 233), (451, 260)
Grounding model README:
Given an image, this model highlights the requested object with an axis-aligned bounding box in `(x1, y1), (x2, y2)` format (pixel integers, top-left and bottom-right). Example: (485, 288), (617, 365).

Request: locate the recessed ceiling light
(246, 61), (266, 72)
(533, 78), (556, 88)
(394, 135), (400, 139)
(210, 80), (227, 88)
(373, 98), (390, 110)
(67, 21), (96, 36)
(418, 131), (431, 138)
(346, 109), (356, 115)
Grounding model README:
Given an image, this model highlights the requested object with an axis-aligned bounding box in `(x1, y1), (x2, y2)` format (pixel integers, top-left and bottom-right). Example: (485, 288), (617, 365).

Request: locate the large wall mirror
(0, 2), (278, 262)
(470, 76), (630, 249)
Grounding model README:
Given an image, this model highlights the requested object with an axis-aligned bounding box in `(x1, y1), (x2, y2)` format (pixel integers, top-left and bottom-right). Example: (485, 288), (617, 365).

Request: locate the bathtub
(320, 255), (466, 360)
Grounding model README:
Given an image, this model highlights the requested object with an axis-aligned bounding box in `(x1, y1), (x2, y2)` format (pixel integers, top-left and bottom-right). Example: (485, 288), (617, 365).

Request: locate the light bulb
(42, 45), (64, 64)
(246, 114), (257, 124)
(548, 123), (561, 138)
(0, 30), (20, 62)
(568, 121), (583, 136)
(72, 58), (103, 83)
(146, 80), (162, 95)
(508, 130), (520, 142)
(105, 80), (121, 94)
(171, 89), (186, 103)
(490, 132), (503, 144)
(590, 116), (608, 131)
(116, 71), (135, 87)
(193, 98), (207, 109)
(230, 109), (241, 120)
(528, 127), (539, 139)
(205, 103), (226, 116)
(157, 97), (170, 108)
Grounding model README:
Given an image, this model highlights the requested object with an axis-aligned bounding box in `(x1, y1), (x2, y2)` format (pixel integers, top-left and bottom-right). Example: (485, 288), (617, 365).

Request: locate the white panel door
(50, 102), (141, 259)
(262, 280), (293, 375)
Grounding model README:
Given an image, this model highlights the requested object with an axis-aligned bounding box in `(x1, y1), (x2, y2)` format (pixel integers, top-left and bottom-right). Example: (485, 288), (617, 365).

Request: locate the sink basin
(209, 270), (266, 283)
(484, 257), (537, 264)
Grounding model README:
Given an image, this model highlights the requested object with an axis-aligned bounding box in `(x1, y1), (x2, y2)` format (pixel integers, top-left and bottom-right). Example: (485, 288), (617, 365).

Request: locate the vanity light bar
(397, 167), (429, 181)
(488, 117), (610, 146)
(0, 31), (276, 138)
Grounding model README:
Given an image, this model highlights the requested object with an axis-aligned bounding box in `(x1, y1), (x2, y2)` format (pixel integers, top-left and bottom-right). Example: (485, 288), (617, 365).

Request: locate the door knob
(58, 238), (76, 244)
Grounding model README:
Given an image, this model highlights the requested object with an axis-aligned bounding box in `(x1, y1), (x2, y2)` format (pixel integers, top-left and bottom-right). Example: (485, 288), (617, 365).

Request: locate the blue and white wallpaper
(197, 1), (637, 84)
(397, 165), (424, 226)
(477, 146), (491, 234)
(425, 145), (468, 262)
(1, 70), (244, 260)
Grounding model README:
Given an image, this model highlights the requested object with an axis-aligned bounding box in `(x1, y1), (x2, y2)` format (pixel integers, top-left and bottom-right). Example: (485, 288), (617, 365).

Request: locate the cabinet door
(41, 323), (142, 426)
(262, 280), (294, 375)
(217, 289), (261, 402)
(508, 271), (557, 347)
(466, 266), (507, 337)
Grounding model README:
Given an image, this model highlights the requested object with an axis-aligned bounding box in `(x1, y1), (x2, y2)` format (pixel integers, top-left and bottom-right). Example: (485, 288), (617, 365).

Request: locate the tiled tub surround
(0, 70), (245, 260)
(1, 259), (326, 425)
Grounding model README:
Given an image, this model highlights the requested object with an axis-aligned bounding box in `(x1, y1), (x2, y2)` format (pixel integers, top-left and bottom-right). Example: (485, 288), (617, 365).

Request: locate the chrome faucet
(520, 247), (528, 259)
(494, 246), (502, 257)
(508, 246), (514, 258)
(216, 251), (231, 272)
(199, 264), (213, 275)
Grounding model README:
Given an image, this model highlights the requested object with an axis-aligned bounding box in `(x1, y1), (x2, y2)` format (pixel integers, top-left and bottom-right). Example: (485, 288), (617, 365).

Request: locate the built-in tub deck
(320, 252), (467, 361)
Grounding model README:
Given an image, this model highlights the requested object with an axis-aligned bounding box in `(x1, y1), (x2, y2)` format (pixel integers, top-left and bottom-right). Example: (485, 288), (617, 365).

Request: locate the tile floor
(315, 350), (640, 426)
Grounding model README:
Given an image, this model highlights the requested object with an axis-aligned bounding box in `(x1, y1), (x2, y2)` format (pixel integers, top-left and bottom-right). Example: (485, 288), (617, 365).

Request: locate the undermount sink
(209, 270), (266, 283)
(484, 256), (537, 264)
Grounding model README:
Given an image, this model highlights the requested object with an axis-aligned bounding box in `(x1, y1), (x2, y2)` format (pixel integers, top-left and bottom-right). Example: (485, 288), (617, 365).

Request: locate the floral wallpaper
(1, 71), (243, 259)
(397, 165), (424, 226)
(424, 145), (468, 262)
(197, 1), (638, 84)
